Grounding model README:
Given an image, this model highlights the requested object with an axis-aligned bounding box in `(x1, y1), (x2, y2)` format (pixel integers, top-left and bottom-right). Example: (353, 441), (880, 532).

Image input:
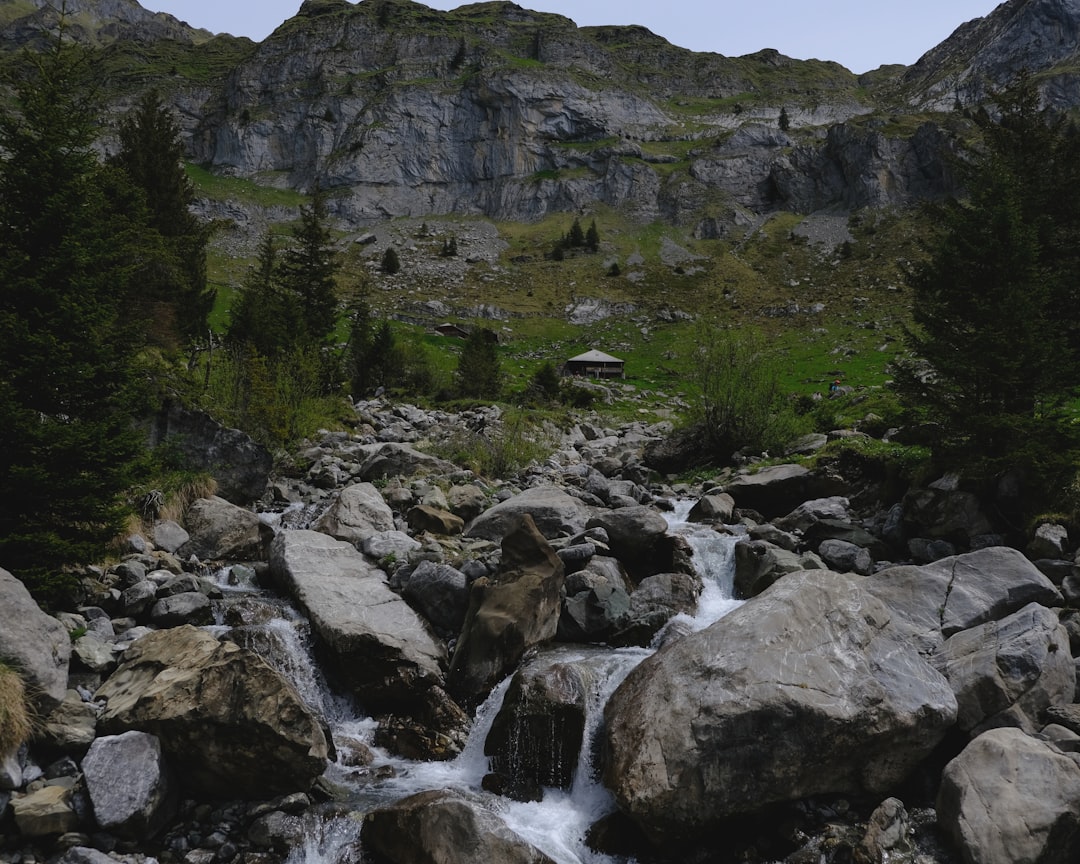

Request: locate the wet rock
(585, 506), (672, 581)
(149, 592), (213, 627)
(687, 493), (735, 524)
(734, 540), (825, 598)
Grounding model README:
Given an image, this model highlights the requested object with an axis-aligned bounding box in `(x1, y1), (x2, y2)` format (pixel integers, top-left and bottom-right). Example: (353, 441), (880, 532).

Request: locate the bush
(432, 409), (555, 478)
(381, 246), (401, 274)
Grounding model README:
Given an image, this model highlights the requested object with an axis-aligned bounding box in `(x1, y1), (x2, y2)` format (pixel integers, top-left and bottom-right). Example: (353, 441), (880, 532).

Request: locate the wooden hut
(563, 350), (625, 379)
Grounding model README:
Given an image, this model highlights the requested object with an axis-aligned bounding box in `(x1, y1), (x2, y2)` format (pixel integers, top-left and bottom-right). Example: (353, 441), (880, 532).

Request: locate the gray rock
(465, 486), (593, 542)
(82, 731), (176, 839)
(149, 592), (212, 627)
(902, 483), (993, 544)
(687, 493), (735, 524)
(362, 530), (423, 562)
(120, 580), (158, 617)
(934, 602), (1075, 734)
(604, 570), (956, 841)
(585, 506), (671, 581)
(937, 728), (1080, 864)
(447, 484), (487, 523)
(152, 520), (189, 554)
(179, 496), (272, 561)
(866, 546), (1063, 654)
(722, 465), (847, 519)
(37, 690), (98, 754)
(362, 789), (555, 864)
(400, 561), (469, 637)
(312, 482), (395, 546)
(817, 538), (872, 576)
(70, 633), (116, 675)
(1029, 522), (1069, 560)
(734, 540), (825, 598)
(359, 442), (457, 480)
(95, 625), (330, 799)
(0, 567), (71, 714)
(773, 496), (852, 534)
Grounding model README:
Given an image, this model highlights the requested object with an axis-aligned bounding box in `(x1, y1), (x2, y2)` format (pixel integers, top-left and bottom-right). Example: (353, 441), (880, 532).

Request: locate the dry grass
(0, 662), (32, 757)
(122, 473), (219, 545)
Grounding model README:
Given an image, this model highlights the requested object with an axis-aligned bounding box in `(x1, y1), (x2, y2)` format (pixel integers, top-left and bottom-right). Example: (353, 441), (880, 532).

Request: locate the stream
(206, 502), (743, 863)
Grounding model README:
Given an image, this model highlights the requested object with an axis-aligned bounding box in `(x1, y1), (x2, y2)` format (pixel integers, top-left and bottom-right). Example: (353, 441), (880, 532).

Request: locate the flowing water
(211, 502), (743, 864)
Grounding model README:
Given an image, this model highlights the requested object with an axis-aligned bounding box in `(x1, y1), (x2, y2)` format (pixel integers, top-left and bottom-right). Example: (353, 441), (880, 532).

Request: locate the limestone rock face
(0, 567), (71, 714)
(312, 482), (396, 545)
(866, 546), (1063, 654)
(937, 728), (1080, 864)
(94, 626), (329, 799)
(449, 515), (566, 707)
(603, 570), (956, 842)
(465, 486), (593, 542)
(82, 731), (176, 839)
(362, 789), (556, 864)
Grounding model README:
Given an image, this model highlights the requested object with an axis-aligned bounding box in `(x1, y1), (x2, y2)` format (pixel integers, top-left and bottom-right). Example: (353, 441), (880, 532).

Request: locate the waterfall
(215, 498), (741, 864)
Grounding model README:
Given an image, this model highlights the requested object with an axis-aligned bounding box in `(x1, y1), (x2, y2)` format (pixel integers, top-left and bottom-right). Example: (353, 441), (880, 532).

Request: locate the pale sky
(141, 0), (1002, 75)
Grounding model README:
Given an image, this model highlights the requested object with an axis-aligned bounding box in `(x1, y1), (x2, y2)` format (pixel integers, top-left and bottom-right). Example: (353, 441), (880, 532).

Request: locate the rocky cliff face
(5, 0), (1079, 228)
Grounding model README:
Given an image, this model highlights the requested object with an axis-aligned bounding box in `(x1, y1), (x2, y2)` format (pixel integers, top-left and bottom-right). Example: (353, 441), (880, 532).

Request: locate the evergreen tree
(344, 287), (374, 396)
(0, 34), (147, 595)
(585, 219), (599, 252)
(381, 246), (401, 274)
(568, 217), (585, 248)
(278, 187), (340, 346)
(455, 328), (501, 399)
(228, 231), (303, 357)
(898, 73), (1080, 468)
(778, 106), (790, 131)
(112, 89), (214, 343)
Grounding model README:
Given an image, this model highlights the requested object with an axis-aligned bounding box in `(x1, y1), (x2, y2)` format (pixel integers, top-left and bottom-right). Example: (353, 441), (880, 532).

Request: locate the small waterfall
(218, 498), (740, 864)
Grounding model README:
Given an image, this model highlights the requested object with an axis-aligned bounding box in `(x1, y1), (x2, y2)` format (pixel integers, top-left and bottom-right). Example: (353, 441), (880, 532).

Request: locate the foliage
(111, 89), (214, 343)
(585, 219), (600, 253)
(277, 187), (340, 347)
(522, 360), (561, 404)
(381, 246), (401, 274)
(0, 31), (148, 595)
(431, 408), (555, 478)
(455, 328), (502, 399)
(778, 106), (790, 131)
(0, 662), (32, 758)
(896, 72), (1080, 474)
(691, 325), (807, 460)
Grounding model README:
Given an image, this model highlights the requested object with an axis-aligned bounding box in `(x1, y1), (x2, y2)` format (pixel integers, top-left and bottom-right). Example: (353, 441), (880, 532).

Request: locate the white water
(221, 500), (742, 864)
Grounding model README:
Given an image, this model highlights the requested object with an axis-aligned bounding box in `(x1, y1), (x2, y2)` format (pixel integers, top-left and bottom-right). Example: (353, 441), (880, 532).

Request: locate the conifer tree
(278, 187), (340, 346)
(112, 89), (214, 343)
(568, 217), (585, 248)
(585, 219), (599, 252)
(455, 328), (501, 399)
(0, 34), (147, 594)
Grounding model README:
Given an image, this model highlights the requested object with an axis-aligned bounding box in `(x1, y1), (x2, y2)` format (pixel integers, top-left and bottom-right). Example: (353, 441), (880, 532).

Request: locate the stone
(686, 493), (735, 524)
(362, 789), (555, 864)
(152, 520), (189, 554)
(70, 633), (116, 675)
(178, 496), (272, 561)
(902, 483), (993, 543)
(934, 602), (1075, 734)
(447, 484), (488, 523)
(449, 515), (566, 707)
(585, 506), (672, 581)
(82, 731), (176, 839)
(149, 592), (213, 627)
(865, 546), (1063, 654)
(399, 561), (469, 637)
(312, 482), (395, 546)
(120, 580), (158, 617)
(937, 728), (1080, 864)
(773, 496), (852, 533)
(465, 486), (593, 542)
(734, 540), (825, 598)
(817, 538), (872, 575)
(0, 567), (71, 714)
(11, 784), (78, 837)
(722, 465), (847, 519)
(406, 504), (465, 536)
(362, 530), (423, 562)
(37, 690), (98, 754)
(1028, 522), (1069, 560)
(359, 442), (457, 480)
(603, 570), (956, 842)
(94, 625), (329, 799)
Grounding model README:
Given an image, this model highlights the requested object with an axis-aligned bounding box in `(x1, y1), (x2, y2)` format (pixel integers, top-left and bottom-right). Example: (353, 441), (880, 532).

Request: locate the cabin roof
(567, 350), (623, 364)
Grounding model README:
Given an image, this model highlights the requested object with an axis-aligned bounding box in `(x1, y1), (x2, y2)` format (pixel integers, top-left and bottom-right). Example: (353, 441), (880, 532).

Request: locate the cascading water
(212, 501), (742, 864)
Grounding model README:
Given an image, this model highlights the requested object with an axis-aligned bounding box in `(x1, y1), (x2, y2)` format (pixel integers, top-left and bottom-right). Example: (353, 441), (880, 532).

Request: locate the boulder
(447, 484), (488, 523)
(406, 504), (465, 536)
(148, 591), (212, 627)
(448, 515), (565, 707)
(145, 401), (272, 503)
(937, 728), (1080, 864)
(362, 789), (555, 864)
(94, 626), (329, 799)
(82, 731), (176, 839)
(359, 442), (457, 480)
(0, 567), (71, 714)
(687, 493), (735, 524)
(934, 602), (1075, 734)
(585, 506), (673, 581)
(1028, 522), (1069, 560)
(398, 561), (469, 637)
(362, 530), (422, 562)
(151, 520), (189, 554)
(312, 482), (395, 545)
(178, 496), (272, 561)
(817, 539), (872, 575)
(10, 784), (78, 837)
(557, 576), (631, 644)
(70, 632), (117, 674)
(465, 486), (592, 542)
(37, 690), (98, 754)
(268, 530), (463, 755)
(865, 546), (1063, 654)
(773, 496), (852, 533)
(485, 654), (588, 794)
(902, 482), (994, 544)
(603, 570), (956, 842)
(722, 465), (847, 519)
(734, 540), (825, 598)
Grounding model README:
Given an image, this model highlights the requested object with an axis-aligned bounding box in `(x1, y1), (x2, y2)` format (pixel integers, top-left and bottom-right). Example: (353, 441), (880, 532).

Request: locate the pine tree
(112, 89), (214, 343)
(455, 329), (501, 399)
(0, 33), (147, 595)
(778, 106), (790, 131)
(381, 246), (401, 274)
(345, 287), (374, 397)
(568, 217), (585, 248)
(585, 219), (599, 252)
(278, 187), (339, 346)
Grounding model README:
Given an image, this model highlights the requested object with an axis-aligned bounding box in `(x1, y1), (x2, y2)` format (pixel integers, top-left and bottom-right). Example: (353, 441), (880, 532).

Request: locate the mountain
(2, 0), (1078, 231)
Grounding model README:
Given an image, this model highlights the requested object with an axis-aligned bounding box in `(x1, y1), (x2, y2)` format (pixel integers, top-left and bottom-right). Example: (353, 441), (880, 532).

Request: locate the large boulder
(603, 570), (957, 843)
(865, 546), (1063, 654)
(268, 530), (464, 757)
(362, 789), (555, 864)
(358, 442), (457, 480)
(734, 540), (824, 598)
(94, 626), (329, 799)
(902, 479), (994, 544)
(82, 731), (176, 839)
(0, 567), (71, 714)
(448, 515), (566, 707)
(145, 401), (271, 503)
(178, 496), (272, 561)
(722, 465), (847, 520)
(312, 482), (395, 546)
(934, 602), (1075, 734)
(937, 728), (1080, 864)
(585, 506), (672, 581)
(465, 486), (592, 542)
(11, 784), (78, 837)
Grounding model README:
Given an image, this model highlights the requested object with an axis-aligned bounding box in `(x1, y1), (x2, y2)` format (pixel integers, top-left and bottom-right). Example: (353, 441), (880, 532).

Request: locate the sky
(140, 0), (1002, 75)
